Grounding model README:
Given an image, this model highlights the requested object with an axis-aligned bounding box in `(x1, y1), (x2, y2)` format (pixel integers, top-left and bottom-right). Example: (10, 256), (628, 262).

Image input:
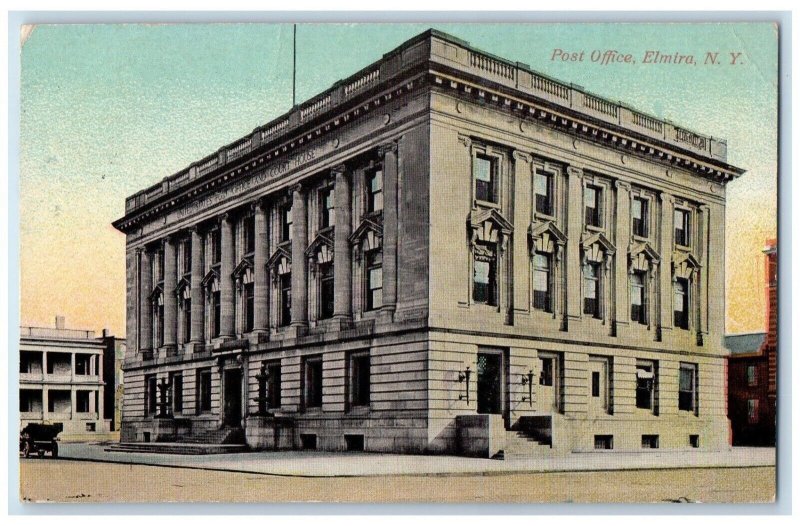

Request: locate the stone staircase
(493, 429), (553, 460)
(105, 426), (247, 455)
(177, 426), (245, 445)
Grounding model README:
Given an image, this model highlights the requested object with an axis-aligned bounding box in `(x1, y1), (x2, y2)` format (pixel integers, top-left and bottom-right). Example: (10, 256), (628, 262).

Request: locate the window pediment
(176, 277), (191, 298)
(581, 231), (615, 265)
(468, 208), (513, 249)
(149, 284), (164, 303)
(530, 221), (566, 257)
(350, 216), (383, 253)
(305, 231), (335, 264)
(266, 246), (292, 277)
(629, 242), (660, 273)
(673, 251), (701, 280)
(201, 268), (220, 292)
(232, 257), (254, 279)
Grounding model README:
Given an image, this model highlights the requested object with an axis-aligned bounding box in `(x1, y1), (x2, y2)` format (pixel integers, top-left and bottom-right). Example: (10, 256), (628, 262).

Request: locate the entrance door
(223, 369), (243, 428)
(536, 353), (560, 413)
(588, 358), (609, 415)
(477, 351), (504, 415)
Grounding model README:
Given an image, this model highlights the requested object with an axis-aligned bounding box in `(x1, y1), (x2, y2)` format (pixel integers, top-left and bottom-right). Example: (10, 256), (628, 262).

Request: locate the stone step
(105, 442), (249, 455)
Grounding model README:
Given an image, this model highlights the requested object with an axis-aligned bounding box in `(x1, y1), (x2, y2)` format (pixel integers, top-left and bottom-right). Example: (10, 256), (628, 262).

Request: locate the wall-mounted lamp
(520, 369), (534, 406)
(458, 367), (472, 404)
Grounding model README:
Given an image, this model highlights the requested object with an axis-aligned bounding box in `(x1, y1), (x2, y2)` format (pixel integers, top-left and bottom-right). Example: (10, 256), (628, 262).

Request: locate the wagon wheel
(51, 443), (59, 458)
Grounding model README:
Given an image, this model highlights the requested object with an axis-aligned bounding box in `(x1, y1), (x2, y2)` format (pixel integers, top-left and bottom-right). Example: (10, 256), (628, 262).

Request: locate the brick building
(726, 239), (777, 446)
(113, 30), (743, 455)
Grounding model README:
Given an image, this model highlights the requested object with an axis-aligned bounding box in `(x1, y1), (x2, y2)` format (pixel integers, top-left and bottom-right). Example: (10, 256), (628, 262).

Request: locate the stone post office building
(113, 30), (744, 456)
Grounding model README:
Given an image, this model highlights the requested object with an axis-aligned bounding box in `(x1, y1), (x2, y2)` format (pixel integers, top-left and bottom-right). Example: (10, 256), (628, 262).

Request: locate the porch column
(253, 200), (270, 332)
(163, 236), (178, 353)
(380, 142), (398, 319)
(220, 214), (236, 338)
(291, 185), (309, 328)
(139, 249), (153, 356)
(333, 165), (352, 321)
(565, 166), (584, 324)
(659, 192), (675, 338)
(614, 180), (631, 333)
(189, 227), (204, 344)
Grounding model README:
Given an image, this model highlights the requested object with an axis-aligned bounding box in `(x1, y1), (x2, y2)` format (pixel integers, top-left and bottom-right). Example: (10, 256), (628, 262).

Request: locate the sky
(18, 22), (778, 337)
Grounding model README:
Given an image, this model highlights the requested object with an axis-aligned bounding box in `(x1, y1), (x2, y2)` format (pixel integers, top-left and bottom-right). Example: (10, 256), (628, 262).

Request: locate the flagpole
(292, 24), (297, 108)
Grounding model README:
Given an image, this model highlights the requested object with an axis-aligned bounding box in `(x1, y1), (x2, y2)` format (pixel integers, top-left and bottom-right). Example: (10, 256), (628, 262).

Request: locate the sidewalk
(52, 443), (776, 478)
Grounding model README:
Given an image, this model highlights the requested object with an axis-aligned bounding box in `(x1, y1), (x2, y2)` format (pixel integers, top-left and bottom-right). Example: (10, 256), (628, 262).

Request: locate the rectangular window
(244, 215), (255, 254)
(679, 363), (697, 413)
(267, 363), (281, 409)
(473, 249), (497, 306)
(674, 278), (689, 329)
(212, 290), (221, 338)
(211, 230), (221, 265)
(674, 209), (691, 247)
(583, 263), (600, 318)
(591, 371), (601, 398)
(319, 187), (335, 229)
(533, 252), (551, 312)
(304, 357), (323, 409)
(319, 263), (335, 320)
(75, 354), (91, 375)
(75, 391), (90, 413)
(366, 251), (383, 311)
(244, 283), (255, 333)
(747, 399), (759, 424)
(539, 357), (554, 386)
(534, 170), (553, 216)
(632, 197), (648, 237)
(635, 361), (657, 411)
(584, 185), (602, 227)
(594, 435), (613, 450)
(155, 250), (165, 283)
(146, 375), (157, 416)
(641, 435), (659, 449)
(474, 154), (498, 204)
(183, 239), (192, 275)
(279, 273), (292, 327)
(690, 434), (700, 448)
(746, 365), (758, 387)
(198, 369), (212, 413)
(172, 373), (183, 414)
(350, 352), (371, 408)
(282, 205), (293, 242)
(183, 297), (192, 343)
(366, 169), (384, 213)
(630, 271), (647, 324)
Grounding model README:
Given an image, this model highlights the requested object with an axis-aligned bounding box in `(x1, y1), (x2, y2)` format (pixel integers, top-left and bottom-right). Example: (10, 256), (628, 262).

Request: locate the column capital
(220, 212), (234, 224)
(699, 203), (711, 213)
(456, 134), (471, 149)
(331, 164), (347, 176)
(378, 142), (398, 156)
(566, 166), (584, 178)
(660, 191), (675, 204)
(614, 180), (631, 191)
(291, 183), (305, 196)
(188, 224), (202, 234)
(512, 150), (532, 163)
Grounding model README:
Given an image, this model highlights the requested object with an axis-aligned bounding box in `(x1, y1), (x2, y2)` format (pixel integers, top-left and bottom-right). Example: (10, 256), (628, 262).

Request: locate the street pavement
(55, 442), (776, 477)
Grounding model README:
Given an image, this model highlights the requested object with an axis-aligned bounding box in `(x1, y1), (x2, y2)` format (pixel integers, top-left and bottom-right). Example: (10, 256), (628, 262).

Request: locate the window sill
(632, 234), (650, 243)
(674, 243), (692, 252)
(585, 224), (605, 233)
(534, 211), (556, 222)
(474, 199), (501, 210)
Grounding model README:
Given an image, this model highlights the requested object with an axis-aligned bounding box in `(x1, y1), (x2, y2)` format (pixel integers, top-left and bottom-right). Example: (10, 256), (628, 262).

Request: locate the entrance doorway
(223, 368), (243, 428)
(537, 352), (561, 413)
(477, 350), (505, 416)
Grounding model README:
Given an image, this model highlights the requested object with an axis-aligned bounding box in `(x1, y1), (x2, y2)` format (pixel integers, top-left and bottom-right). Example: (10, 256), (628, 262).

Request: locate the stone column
(698, 204), (710, 339)
(380, 143), (398, 320)
(565, 166), (584, 324)
(189, 227), (204, 345)
(139, 249), (153, 357)
(253, 200), (270, 333)
(512, 151), (532, 321)
(659, 192), (675, 338)
(291, 185), (309, 328)
(333, 165), (353, 323)
(163, 237), (178, 354)
(220, 214), (236, 338)
(614, 180), (631, 334)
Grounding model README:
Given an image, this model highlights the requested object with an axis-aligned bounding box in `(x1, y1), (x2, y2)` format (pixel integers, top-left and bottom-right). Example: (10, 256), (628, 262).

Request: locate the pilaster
(253, 200), (270, 333)
(333, 165), (353, 322)
(512, 150), (532, 320)
(220, 214), (236, 338)
(565, 166), (584, 323)
(380, 142), (399, 321)
(189, 227), (205, 346)
(139, 248), (153, 357)
(162, 236), (178, 355)
(614, 180), (631, 334)
(291, 185), (309, 329)
(659, 192), (675, 338)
